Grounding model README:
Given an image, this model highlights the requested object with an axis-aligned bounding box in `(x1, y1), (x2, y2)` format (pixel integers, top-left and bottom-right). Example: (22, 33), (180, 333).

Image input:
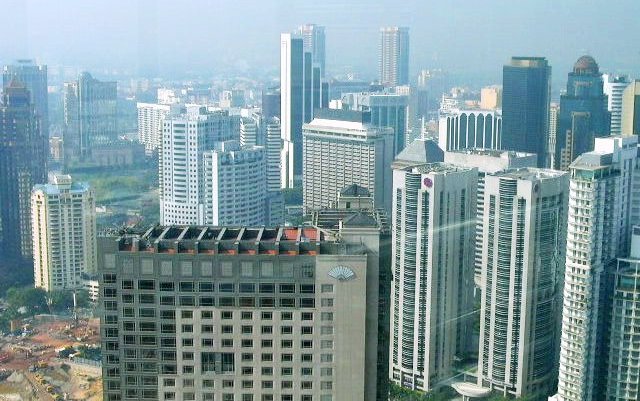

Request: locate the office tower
(549, 103), (560, 168)
(159, 109), (238, 226)
(63, 72), (118, 161)
(297, 24), (326, 77)
(280, 32), (323, 188)
(477, 168), (568, 400)
(603, 74), (630, 136)
(389, 161), (477, 392)
(622, 80), (640, 137)
(99, 221), (387, 401)
(202, 141), (266, 226)
(302, 109), (394, 213)
(3, 60), (49, 137)
(606, 226), (640, 401)
(444, 149), (537, 283)
(261, 88), (281, 120)
(0, 81), (43, 261)
(157, 88), (181, 105)
(31, 174), (96, 291)
(379, 27), (409, 87)
(341, 90), (409, 155)
(311, 186), (392, 401)
(240, 116), (259, 147)
(265, 117), (282, 192)
(556, 135), (640, 401)
(501, 57), (551, 167)
(480, 85), (502, 110)
(555, 56), (610, 170)
(438, 108), (503, 152)
(137, 102), (172, 154)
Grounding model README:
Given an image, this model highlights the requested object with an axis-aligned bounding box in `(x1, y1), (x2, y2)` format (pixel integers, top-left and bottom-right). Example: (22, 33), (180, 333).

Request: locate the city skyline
(2, 0), (640, 83)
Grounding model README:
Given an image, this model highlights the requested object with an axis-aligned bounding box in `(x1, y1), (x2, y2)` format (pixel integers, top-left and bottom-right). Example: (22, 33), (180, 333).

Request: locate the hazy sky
(2, 0), (639, 83)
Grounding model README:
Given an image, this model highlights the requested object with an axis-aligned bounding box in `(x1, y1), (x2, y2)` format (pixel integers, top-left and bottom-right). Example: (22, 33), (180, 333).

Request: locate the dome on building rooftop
(573, 55), (599, 75)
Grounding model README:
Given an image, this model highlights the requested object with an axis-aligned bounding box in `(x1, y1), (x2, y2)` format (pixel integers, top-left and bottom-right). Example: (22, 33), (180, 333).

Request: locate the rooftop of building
(33, 174), (90, 194)
(110, 225), (375, 256)
(570, 151), (614, 170)
(312, 209), (389, 234)
(492, 167), (567, 181)
(340, 184), (371, 197)
(573, 55), (600, 75)
(413, 162), (474, 175)
(392, 138), (444, 169)
(446, 148), (535, 159)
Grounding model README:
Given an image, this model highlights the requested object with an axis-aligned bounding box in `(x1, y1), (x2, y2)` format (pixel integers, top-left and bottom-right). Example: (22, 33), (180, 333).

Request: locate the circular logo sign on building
(423, 177), (433, 188)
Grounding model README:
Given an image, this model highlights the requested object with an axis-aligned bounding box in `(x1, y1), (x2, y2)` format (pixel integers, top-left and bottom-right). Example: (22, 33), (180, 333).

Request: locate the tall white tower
(478, 168), (568, 399)
(32, 174), (96, 291)
(389, 161), (477, 392)
(556, 135), (639, 401)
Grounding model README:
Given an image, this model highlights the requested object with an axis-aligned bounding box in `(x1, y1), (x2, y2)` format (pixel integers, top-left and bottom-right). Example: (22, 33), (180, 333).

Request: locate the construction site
(0, 315), (102, 401)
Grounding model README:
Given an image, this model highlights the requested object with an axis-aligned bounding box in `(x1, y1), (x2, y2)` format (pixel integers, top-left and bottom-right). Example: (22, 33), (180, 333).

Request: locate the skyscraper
(555, 56), (610, 170)
(265, 117), (282, 192)
(477, 168), (568, 400)
(379, 27), (409, 87)
(501, 57), (551, 167)
(280, 32), (323, 188)
(622, 80), (640, 137)
(239, 116), (259, 147)
(302, 109), (394, 213)
(137, 102), (172, 154)
(389, 161), (477, 392)
(31, 174), (96, 291)
(261, 87), (281, 120)
(0, 81), (43, 261)
(556, 135), (639, 401)
(202, 141), (266, 226)
(549, 102), (560, 168)
(63, 72), (118, 162)
(99, 222), (387, 401)
(297, 24), (326, 77)
(3, 60), (49, 137)
(341, 90), (409, 155)
(603, 73), (630, 136)
(443, 149), (538, 283)
(606, 226), (640, 401)
(159, 109), (238, 225)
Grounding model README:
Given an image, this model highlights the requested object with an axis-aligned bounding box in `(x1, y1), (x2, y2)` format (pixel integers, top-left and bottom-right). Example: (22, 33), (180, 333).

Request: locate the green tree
(5, 286), (47, 315)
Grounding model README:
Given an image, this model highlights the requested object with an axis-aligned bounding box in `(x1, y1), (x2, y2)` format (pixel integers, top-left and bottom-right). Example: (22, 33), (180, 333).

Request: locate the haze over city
(2, 0), (640, 85)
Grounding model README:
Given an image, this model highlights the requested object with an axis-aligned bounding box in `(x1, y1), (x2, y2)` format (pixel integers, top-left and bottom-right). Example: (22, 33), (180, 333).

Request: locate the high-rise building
(99, 221), (387, 401)
(477, 168), (568, 400)
(3, 60), (49, 137)
(202, 141), (266, 226)
(444, 149), (538, 283)
(606, 226), (640, 401)
(261, 88), (281, 120)
(159, 109), (239, 225)
(239, 116), (259, 147)
(0, 81), (43, 261)
(379, 27), (409, 87)
(280, 33), (324, 188)
(555, 56), (610, 170)
(549, 102), (560, 168)
(389, 161), (477, 392)
(480, 85), (502, 110)
(297, 24), (326, 77)
(501, 57), (551, 167)
(622, 80), (640, 137)
(63, 72), (118, 162)
(341, 90), (409, 155)
(137, 102), (172, 154)
(31, 174), (96, 291)
(603, 73), (630, 136)
(302, 109), (394, 213)
(438, 108), (502, 151)
(556, 135), (640, 401)
(265, 117), (282, 192)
